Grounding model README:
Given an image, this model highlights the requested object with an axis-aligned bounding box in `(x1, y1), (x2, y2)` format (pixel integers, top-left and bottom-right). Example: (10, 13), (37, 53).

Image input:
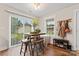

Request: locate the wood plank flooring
(0, 45), (76, 56)
(76, 50), (79, 56)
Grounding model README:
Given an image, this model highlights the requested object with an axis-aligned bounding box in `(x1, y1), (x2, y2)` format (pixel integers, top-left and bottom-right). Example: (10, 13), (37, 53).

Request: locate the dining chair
(28, 36), (45, 56)
(20, 38), (30, 56)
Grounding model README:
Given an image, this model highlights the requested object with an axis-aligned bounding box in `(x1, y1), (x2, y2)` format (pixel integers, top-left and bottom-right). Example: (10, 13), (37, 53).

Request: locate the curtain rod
(5, 10), (34, 19)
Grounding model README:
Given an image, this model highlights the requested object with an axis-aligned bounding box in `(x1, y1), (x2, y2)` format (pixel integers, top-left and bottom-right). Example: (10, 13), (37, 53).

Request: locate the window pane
(11, 16), (32, 46)
(11, 16), (23, 45)
(46, 19), (54, 35)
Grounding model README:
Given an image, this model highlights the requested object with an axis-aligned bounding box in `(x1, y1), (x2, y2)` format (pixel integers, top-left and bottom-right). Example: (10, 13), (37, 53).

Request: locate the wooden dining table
(25, 33), (46, 41)
(24, 33), (46, 56)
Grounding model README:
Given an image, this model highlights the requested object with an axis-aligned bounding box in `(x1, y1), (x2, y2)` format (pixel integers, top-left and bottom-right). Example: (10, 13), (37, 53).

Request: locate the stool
(20, 39), (29, 56)
(30, 39), (44, 56)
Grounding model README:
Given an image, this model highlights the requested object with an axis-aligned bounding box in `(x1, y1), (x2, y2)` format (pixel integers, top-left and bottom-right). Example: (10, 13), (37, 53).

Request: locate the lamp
(33, 3), (40, 10)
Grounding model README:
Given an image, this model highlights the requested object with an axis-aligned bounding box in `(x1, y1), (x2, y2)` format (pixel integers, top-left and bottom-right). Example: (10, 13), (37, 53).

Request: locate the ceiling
(4, 3), (77, 18)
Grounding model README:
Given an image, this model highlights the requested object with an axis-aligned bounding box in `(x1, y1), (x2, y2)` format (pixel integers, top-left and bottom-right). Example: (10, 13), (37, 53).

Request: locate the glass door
(11, 16), (23, 46)
(11, 16), (32, 46)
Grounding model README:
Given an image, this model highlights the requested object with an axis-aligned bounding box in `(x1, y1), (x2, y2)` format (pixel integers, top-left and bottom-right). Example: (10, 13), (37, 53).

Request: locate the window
(46, 18), (54, 35)
(11, 15), (32, 46)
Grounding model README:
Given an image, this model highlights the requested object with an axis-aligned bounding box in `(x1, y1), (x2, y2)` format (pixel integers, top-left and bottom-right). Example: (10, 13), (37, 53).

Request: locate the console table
(53, 38), (72, 50)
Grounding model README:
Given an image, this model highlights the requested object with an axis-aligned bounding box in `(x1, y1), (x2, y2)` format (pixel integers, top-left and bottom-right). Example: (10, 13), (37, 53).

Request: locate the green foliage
(30, 28), (41, 35)
(11, 16), (23, 41)
(32, 18), (39, 26)
(47, 31), (54, 35)
(32, 18), (39, 30)
(11, 17), (18, 33)
(11, 16), (23, 33)
(15, 33), (23, 40)
(35, 28), (41, 33)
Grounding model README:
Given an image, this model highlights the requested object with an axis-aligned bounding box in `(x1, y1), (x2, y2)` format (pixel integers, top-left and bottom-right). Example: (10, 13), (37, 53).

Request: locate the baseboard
(0, 48), (9, 52)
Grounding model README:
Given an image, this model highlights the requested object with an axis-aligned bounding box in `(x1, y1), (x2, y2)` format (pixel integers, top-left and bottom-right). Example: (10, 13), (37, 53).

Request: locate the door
(11, 16), (23, 46)
(11, 15), (32, 46)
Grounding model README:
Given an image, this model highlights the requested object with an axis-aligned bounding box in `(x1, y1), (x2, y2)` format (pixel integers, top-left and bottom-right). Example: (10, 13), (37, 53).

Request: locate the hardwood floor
(76, 50), (79, 56)
(0, 45), (76, 56)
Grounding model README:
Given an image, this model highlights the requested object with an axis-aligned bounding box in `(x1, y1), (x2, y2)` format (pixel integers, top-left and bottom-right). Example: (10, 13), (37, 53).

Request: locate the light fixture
(33, 3), (40, 10)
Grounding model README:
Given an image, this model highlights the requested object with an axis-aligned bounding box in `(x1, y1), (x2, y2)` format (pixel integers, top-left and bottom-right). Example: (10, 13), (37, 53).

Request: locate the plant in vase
(30, 28), (41, 34)
(35, 28), (41, 33)
(32, 18), (39, 31)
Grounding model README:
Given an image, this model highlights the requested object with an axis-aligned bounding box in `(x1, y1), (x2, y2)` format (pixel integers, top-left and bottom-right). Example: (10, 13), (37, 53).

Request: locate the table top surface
(25, 33), (46, 36)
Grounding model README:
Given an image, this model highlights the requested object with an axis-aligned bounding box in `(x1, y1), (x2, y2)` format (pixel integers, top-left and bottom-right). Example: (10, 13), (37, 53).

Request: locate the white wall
(0, 4), (33, 51)
(0, 6), (9, 51)
(39, 4), (79, 50)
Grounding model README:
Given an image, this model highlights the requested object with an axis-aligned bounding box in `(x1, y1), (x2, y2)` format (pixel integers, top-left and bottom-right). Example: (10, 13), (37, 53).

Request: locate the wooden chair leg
(29, 44), (33, 56)
(31, 48), (34, 56)
(42, 41), (44, 54)
(20, 43), (23, 55)
(36, 51), (39, 56)
(29, 43), (33, 56)
(24, 44), (27, 56)
(35, 44), (39, 56)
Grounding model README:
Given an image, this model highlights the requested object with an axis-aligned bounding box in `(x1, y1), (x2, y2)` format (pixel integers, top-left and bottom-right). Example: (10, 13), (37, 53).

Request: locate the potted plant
(30, 28), (41, 34)
(32, 18), (39, 31)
